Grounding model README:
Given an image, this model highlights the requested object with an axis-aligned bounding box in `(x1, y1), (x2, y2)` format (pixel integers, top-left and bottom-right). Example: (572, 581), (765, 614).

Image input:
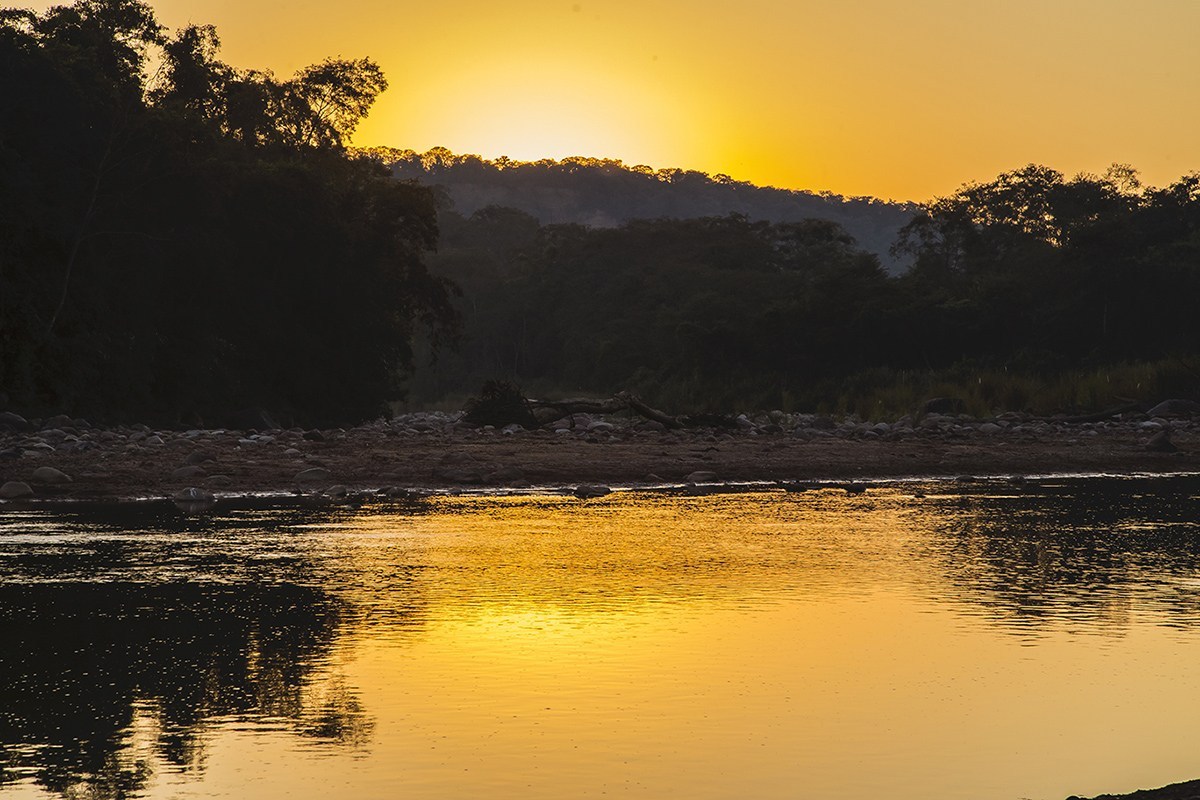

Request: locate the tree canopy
(0, 0), (455, 425)
(408, 162), (1200, 415)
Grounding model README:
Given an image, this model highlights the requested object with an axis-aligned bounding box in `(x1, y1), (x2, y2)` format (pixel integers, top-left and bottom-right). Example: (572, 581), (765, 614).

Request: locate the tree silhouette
(0, 0), (455, 424)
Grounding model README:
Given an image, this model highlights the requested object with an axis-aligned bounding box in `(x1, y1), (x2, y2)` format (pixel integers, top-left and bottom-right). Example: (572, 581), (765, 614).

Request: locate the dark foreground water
(3, 477), (1200, 800)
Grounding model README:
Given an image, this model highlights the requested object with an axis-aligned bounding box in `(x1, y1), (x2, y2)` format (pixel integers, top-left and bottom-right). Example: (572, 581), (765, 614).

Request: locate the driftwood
(528, 391), (683, 429)
(1053, 402), (1142, 424)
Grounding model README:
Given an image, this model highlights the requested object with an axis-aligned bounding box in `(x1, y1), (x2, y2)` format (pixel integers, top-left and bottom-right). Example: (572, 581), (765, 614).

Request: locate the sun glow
(362, 56), (699, 168)
(25, 0), (1200, 200)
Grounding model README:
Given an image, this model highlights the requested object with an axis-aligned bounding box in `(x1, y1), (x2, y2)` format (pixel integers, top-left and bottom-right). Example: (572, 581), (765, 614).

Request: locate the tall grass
(401, 359), (1200, 421)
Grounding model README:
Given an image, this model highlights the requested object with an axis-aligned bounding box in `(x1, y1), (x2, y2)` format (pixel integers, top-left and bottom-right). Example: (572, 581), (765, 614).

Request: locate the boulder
(573, 484), (612, 499)
(922, 397), (966, 415)
(0, 411), (31, 432)
(0, 481), (33, 499)
(172, 486), (216, 514)
(41, 414), (73, 430)
(1145, 429), (1179, 453)
(31, 466), (71, 484)
(685, 470), (719, 483)
(173, 486), (215, 502)
(1147, 399), (1200, 418)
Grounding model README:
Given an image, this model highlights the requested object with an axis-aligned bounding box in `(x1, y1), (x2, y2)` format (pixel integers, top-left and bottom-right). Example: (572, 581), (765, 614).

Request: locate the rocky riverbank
(1, 407), (1198, 504)
(4, 409), (1200, 800)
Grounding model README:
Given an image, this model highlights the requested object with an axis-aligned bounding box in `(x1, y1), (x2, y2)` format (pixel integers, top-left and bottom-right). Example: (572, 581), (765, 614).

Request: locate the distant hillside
(370, 147), (919, 273)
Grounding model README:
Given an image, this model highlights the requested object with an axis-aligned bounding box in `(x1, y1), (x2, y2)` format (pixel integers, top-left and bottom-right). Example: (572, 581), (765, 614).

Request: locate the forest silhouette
(0, 0), (455, 426)
(406, 162), (1200, 413)
(3, 1), (1200, 424)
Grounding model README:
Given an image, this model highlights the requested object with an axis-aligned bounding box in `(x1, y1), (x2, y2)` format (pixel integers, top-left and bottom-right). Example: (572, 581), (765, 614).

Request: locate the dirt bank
(2, 409), (1198, 503)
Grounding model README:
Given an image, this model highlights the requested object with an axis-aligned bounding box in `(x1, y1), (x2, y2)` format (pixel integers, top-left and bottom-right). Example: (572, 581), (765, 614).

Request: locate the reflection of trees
(923, 477), (1200, 631)
(0, 581), (370, 798)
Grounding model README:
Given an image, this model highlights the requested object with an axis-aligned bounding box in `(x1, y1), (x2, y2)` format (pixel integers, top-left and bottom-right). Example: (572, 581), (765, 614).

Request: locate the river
(3, 476), (1200, 799)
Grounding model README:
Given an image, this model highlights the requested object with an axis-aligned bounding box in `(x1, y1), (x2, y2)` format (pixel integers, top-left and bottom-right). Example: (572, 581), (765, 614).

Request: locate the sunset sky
(37, 0), (1200, 201)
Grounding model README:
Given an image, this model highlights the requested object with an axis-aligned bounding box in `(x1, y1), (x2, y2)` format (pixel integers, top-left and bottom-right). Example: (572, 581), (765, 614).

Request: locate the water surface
(3, 477), (1200, 799)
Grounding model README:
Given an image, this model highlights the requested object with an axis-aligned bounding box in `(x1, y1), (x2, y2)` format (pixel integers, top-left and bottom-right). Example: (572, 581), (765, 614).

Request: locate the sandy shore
(1, 409), (1198, 503)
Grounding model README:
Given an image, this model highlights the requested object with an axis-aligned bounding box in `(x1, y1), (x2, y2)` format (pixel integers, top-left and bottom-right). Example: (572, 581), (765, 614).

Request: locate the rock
(294, 467), (332, 483)
(0, 411), (31, 432)
(778, 481), (819, 493)
(206, 474), (233, 487)
(922, 397), (966, 415)
(979, 422), (1003, 434)
(0, 447), (22, 460)
(171, 465), (207, 480)
(1145, 429), (1179, 453)
(324, 484), (349, 499)
(685, 470), (719, 483)
(172, 486), (216, 514)
(143, 435), (164, 446)
(1147, 399), (1200, 418)
(173, 486), (214, 502)
(573, 484), (612, 499)
(41, 414), (73, 430)
(31, 466), (71, 484)
(0, 481), (33, 499)
(303, 429), (325, 442)
(185, 450), (216, 466)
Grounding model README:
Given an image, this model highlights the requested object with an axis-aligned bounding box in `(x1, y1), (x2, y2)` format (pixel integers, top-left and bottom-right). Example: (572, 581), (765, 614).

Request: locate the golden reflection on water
(7, 487), (1200, 800)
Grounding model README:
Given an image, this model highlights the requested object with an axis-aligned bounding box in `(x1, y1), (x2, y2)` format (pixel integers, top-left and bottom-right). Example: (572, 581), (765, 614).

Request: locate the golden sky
(37, 0), (1200, 201)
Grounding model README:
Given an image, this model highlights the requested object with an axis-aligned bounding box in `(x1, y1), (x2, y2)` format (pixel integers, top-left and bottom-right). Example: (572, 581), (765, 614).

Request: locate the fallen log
(1052, 403), (1142, 424)
(617, 391), (683, 429)
(527, 392), (683, 429)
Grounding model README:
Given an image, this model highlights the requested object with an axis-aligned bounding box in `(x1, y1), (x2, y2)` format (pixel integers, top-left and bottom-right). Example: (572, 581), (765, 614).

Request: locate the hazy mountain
(371, 147), (920, 273)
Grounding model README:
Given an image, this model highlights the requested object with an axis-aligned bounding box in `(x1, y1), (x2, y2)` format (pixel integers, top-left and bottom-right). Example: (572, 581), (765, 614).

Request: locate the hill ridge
(364, 147), (918, 272)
